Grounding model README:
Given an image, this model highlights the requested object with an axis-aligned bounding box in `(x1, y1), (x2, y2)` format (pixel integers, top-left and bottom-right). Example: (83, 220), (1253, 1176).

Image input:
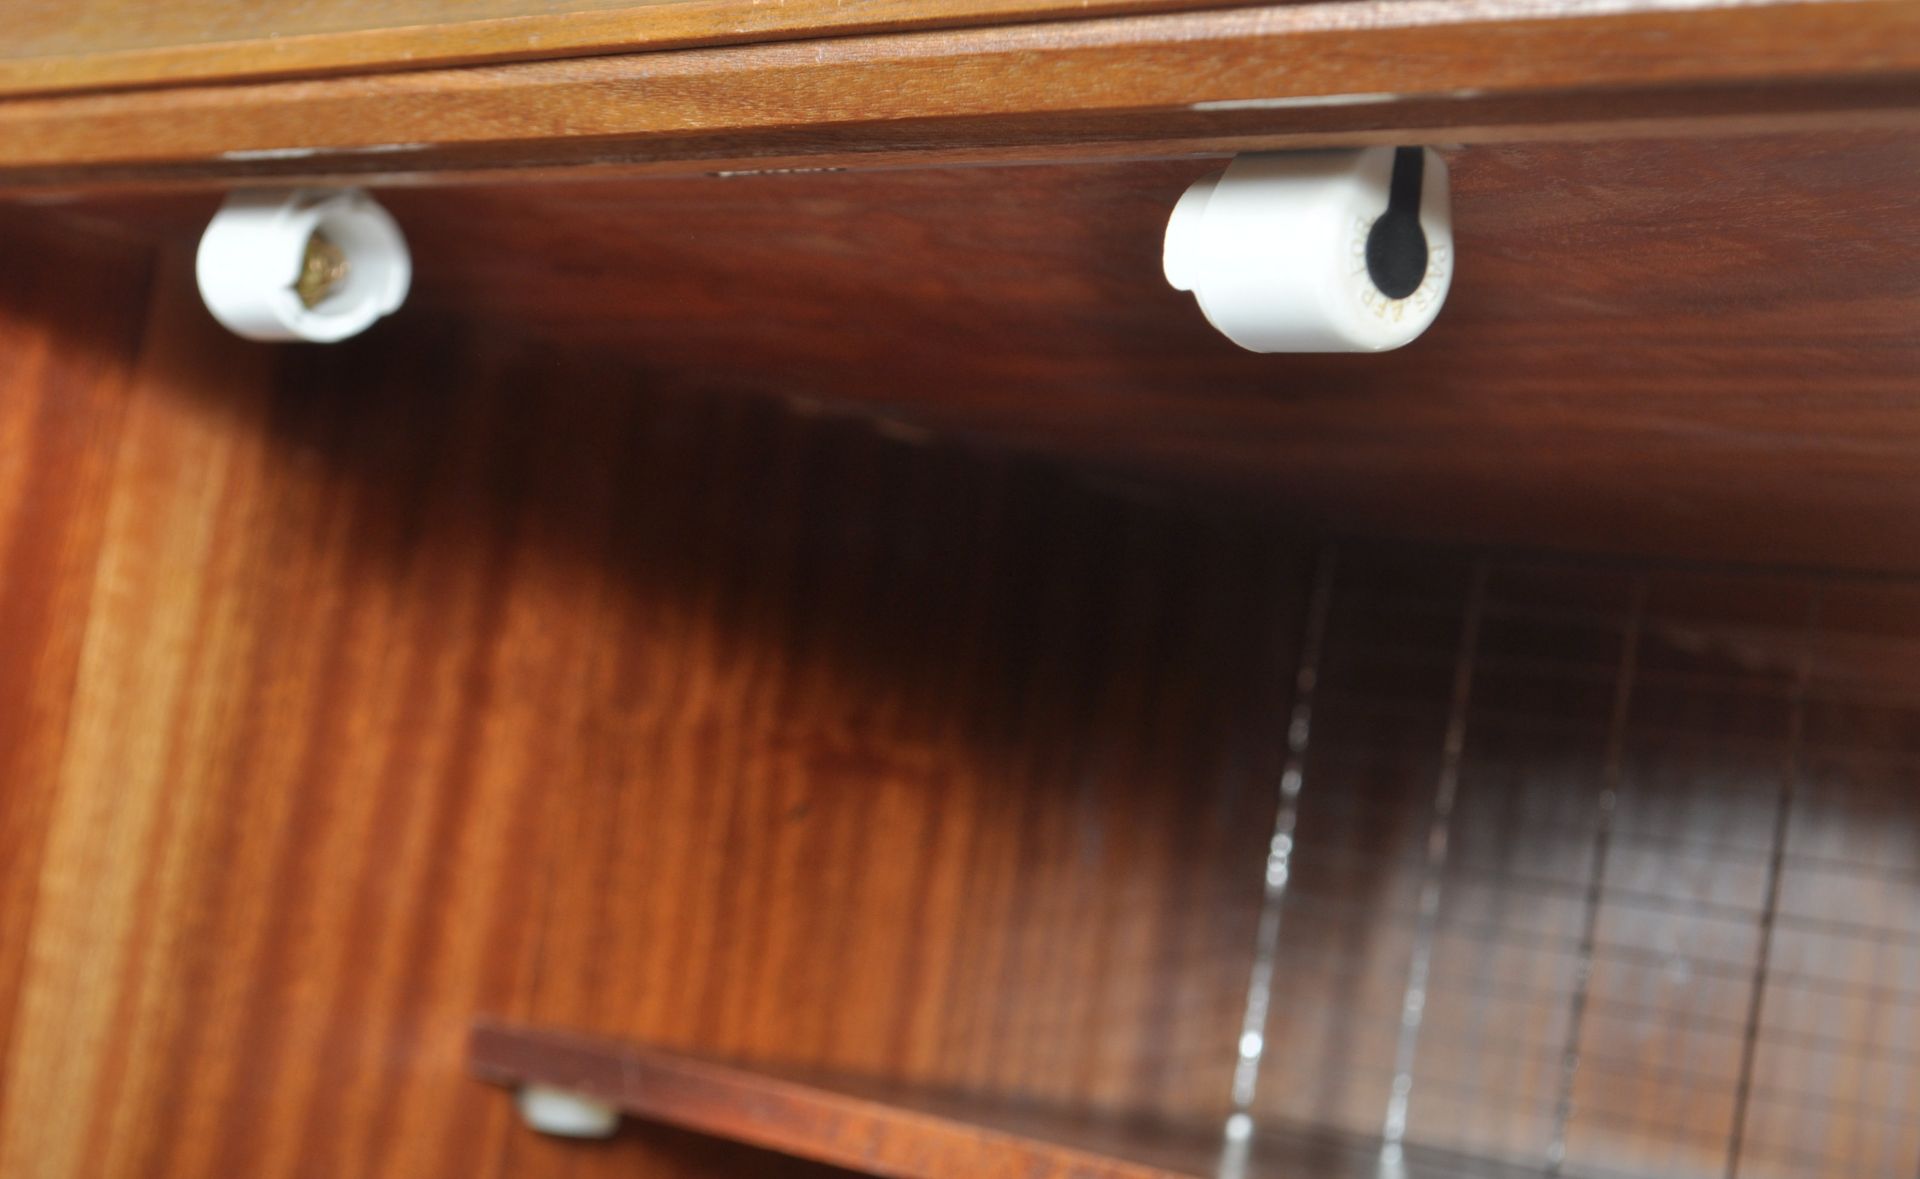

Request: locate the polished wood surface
(2, 0), (1915, 189)
(0, 221), (157, 1173)
(6, 208), (1920, 1179)
(472, 1022), (1186, 1179)
(471, 551), (1920, 1179)
(388, 131), (1920, 574)
(0, 0), (1257, 98)
(53, 128), (1920, 572)
(470, 1021), (1558, 1179)
(0, 225), (1308, 1178)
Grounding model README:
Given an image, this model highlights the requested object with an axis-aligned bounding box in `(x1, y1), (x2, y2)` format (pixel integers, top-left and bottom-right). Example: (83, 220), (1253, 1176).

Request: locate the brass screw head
(294, 231), (351, 310)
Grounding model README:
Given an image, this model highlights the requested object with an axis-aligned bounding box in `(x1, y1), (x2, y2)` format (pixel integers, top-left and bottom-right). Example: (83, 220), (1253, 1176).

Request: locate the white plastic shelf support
(515, 1084), (622, 1140)
(196, 188), (411, 343)
(1164, 147), (1453, 353)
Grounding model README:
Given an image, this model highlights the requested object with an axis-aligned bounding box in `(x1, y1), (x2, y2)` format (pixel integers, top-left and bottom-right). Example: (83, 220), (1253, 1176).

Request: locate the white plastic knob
(515, 1085), (621, 1139)
(1164, 147), (1453, 353)
(195, 188), (411, 343)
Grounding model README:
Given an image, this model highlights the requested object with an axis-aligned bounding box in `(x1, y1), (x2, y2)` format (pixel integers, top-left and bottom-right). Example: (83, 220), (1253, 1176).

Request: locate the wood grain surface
(0, 221), (157, 1179)
(52, 128), (1920, 573)
(7, 210), (1920, 1179)
(0, 0), (1264, 98)
(1, 0), (1915, 189)
(468, 1021), (1562, 1179)
(472, 1022), (1192, 1179)
(0, 222), (1308, 1179)
(376, 131), (1920, 575)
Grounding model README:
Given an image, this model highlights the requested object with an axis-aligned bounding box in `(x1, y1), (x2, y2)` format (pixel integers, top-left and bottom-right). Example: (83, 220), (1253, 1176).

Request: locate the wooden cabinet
(1, 3), (1916, 1177)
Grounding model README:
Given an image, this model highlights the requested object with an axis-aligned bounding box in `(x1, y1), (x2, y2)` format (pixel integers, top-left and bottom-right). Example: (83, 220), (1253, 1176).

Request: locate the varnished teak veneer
(3, 3), (1920, 1178)
(0, 0), (1915, 188)
(0, 0), (1269, 96)
(57, 129), (1920, 573)
(468, 1021), (1555, 1179)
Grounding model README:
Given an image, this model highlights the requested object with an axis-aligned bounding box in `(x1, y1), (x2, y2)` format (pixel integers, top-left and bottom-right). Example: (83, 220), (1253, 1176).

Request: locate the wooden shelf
(469, 1020), (1553, 1179)
(4, 0), (1915, 191)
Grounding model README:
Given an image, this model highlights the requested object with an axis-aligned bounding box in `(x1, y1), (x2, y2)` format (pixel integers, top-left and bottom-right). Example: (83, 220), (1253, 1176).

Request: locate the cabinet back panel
(0, 234), (1305, 1178)
(2, 217), (1920, 1178)
(1260, 551), (1920, 1178)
